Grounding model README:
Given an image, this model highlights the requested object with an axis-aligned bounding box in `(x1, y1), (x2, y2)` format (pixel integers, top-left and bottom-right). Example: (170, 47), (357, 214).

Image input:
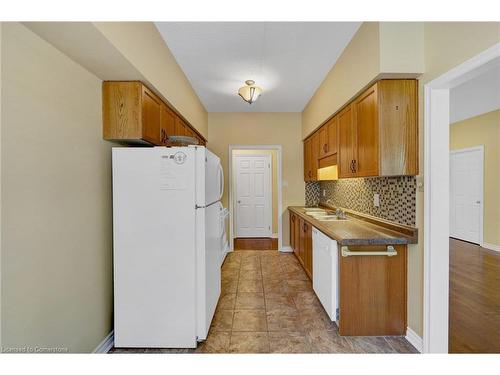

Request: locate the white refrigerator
(112, 146), (224, 348)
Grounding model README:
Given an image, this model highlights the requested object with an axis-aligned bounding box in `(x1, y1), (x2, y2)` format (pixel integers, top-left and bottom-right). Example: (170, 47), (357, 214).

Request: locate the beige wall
(208, 113), (304, 247)
(302, 22), (425, 139)
(1, 23), (114, 352)
(450, 110), (500, 246)
(379, 22), (425, 73)
(93, 22), (208, 138)
(301, 22), (380, 138)
(232, 149), (279, 234)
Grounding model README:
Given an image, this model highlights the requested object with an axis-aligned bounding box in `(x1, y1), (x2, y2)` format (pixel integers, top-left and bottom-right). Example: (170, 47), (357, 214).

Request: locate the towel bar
(341, 245), (397, 257)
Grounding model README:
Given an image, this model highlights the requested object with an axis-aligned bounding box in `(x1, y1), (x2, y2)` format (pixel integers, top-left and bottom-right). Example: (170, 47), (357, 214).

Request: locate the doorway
(424, 42), (500, 353)
(228, 145), (282, 251)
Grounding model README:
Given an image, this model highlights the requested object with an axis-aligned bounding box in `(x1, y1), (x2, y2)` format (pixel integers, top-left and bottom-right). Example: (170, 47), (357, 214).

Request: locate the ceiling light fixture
(238, 80), (262, 104)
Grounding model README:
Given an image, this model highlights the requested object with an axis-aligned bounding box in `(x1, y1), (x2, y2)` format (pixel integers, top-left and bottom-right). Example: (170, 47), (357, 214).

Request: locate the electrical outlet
(373, 193), (380, 207)
(416, 176), (424, 192)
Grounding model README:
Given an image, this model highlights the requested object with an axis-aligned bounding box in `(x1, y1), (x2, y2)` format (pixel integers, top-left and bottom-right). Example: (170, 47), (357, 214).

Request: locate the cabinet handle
(341, 245), (397, 257)
(353, 159), (357, 172)
(323, 144), (327, 153)
(292, 215), (295, 223)
(350, 160), (354, 173)
(308, 171), (312, 178)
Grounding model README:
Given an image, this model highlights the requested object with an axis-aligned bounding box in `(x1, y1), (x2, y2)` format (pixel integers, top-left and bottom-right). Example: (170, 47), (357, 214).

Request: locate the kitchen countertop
(288, 206), (418, 246)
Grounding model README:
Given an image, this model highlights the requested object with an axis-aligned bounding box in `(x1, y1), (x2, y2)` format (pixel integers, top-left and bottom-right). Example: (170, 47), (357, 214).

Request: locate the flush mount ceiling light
(238, 80), (262, 104)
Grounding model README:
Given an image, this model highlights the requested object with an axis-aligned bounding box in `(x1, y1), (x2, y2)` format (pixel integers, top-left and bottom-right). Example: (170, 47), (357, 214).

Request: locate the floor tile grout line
(259, 253), (272, 352)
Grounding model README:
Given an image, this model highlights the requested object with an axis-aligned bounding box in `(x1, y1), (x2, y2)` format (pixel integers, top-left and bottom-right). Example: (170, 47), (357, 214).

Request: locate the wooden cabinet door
(311, 132), (320, 181)
(174, 116), (187, 136)
(319, 125), (329, 158)
(327, 116), (338, 155)
(304, 222), (313, 278)
(160, 103), (175, 144)
(353, 84), (379, 177)
(338, 104), (357, 178)
(141, 86), (161, 145)
(298, 218), (306, 266)
(290, 213), (296, 252)
(339, 245), (407, 336)
(303, 138), (312, 181)
(294, 215), (300, 257)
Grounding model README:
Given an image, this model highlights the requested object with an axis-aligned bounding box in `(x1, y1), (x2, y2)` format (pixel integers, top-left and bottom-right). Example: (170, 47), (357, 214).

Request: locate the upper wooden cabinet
(303, 138), (312, 181)
(319, 116), (339, 158)
(338, 104), (357, 178)
(305, 79), (418, 181)
(141, 85), (162, 145)
(304, 133), (320, 181)
(353, 84), (379, 177)
(160, 103), (176, 145)
(103, 81), (207, 146)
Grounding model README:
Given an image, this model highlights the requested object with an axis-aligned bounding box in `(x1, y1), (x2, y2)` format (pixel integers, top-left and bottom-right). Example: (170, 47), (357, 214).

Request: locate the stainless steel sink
(317, 216), (348, 222)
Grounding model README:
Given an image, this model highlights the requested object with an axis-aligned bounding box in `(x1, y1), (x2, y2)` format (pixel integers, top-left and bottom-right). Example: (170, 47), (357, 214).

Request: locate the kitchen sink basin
(306, 212), (326, 216)
(317, 216), (348, 222)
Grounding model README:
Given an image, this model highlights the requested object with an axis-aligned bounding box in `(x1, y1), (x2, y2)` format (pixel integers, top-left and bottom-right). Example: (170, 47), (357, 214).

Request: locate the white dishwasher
(312, 227), (339, 321)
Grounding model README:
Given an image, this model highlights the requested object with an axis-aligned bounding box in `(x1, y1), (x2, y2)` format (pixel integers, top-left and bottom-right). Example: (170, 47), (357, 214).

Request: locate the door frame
(228, 145), (283, 251)
(233, 153), (273, 238)
(449, 145), (484, 246)
(423, 42), (500, 353)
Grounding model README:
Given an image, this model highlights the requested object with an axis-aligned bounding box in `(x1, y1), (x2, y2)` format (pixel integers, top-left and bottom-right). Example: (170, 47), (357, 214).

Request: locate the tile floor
(111, 250), (418, 354)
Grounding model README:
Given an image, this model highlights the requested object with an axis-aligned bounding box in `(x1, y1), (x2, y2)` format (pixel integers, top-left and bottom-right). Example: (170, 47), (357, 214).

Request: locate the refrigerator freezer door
(196, 201), (222, 340)
(112, 147), (197, 348)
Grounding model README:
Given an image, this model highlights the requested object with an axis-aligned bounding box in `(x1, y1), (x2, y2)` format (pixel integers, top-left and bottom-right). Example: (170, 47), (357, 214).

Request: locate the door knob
(476, 200), (481, 204)
(237, 200), (241, 204)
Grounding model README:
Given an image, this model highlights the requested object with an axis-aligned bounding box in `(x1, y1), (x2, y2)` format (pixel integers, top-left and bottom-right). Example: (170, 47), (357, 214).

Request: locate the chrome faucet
(335, 208), (347, 220)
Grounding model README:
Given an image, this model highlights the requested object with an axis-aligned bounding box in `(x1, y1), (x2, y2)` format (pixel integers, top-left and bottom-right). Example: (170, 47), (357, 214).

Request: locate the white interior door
(234, 154), (272, 237)
(450, 147), (484, 244)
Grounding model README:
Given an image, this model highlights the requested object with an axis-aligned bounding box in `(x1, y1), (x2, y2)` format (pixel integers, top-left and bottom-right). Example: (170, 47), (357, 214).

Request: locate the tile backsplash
(305, 176), (416, 226)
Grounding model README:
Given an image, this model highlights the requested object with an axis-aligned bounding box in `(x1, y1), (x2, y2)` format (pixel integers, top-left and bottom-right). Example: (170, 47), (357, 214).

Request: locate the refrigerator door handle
(218, 163), (224, 201)
(218, 202), (224, 237)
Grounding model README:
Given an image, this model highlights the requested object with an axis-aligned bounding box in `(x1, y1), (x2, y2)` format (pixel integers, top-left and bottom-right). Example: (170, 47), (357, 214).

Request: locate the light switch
(374, 193), (380, 207)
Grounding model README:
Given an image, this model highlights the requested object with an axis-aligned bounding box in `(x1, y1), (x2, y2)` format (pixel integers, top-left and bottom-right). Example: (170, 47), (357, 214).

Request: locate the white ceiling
(155, 22), (361, 112)
(450, 63), (500, 124)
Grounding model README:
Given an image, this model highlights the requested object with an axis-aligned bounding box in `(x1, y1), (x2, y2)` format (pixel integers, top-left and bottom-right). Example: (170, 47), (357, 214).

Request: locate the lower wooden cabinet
(338, 244), (407, 336)
(290, 215), (313, 279)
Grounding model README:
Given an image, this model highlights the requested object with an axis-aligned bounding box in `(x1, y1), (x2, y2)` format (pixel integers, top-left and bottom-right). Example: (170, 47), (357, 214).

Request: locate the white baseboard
(405, 327), (423, 353)
(482, 242), (500, 253)
(271, 233), (278, 239)
(280, 245), (293, 253)
(93, 330), (114, 353)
